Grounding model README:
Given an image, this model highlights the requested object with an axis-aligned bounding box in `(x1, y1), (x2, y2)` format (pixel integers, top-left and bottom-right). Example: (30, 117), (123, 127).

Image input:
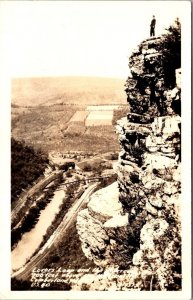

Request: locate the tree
(11, 138), (48, 205)
(82, 163), (92, 172)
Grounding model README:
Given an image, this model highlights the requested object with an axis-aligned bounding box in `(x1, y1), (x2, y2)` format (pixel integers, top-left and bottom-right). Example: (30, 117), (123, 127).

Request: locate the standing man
(150, 15), (156, 37)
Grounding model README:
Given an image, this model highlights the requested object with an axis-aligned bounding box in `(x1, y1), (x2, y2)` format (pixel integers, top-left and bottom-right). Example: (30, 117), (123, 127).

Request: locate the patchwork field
(12, 104), (129, 153)
(85, 111), (113, 126)
(69, 111), (89, 123)
(11, 76), (128, 153)
(65, 123), (86, 136)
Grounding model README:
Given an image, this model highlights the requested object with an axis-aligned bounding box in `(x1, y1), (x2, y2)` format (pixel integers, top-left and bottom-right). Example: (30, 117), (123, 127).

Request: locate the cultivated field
(85, 111), (113, 126)
(12, 104), (128, 153)
(69, 111), (89, 123)
(65, 123), (86, 136)
(11, 76), (128, 153)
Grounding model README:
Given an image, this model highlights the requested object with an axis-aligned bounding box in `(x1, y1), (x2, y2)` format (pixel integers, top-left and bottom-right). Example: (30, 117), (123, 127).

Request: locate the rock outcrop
(118, 113), (181, 289)
(126, 37), (181, 119)
(76, 33), (181, 291)
(115, 36), (181, 290)
(76, 182), (130, 268)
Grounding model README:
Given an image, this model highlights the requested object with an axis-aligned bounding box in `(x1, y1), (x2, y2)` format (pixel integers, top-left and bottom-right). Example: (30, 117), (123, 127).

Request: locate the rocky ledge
(76, 32), (181, 291)
(76, 182), (130, 268)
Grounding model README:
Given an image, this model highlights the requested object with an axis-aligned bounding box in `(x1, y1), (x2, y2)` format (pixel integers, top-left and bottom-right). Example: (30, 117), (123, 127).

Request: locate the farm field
(11, 76), (128, 154)
(69, 111), (89, 123)
(12, 104), (128, 153)
(65, 123), (86, 136)
(85, 110), (113, 126)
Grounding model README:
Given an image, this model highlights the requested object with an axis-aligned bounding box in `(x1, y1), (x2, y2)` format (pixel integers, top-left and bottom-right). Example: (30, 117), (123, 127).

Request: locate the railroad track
(12, 182), (99, 281)
(11, 171), (63, 221)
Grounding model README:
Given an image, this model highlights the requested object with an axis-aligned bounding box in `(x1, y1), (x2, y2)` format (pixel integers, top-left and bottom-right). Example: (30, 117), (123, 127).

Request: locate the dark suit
(150, 18), (156, 36)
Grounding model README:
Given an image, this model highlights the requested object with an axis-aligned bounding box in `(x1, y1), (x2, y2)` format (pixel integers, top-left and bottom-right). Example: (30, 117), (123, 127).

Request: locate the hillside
(12, 76), (127, 107)
(11, 76), (128, 153)
(11, 103), (129, 153)
(11, 138), (48, 206)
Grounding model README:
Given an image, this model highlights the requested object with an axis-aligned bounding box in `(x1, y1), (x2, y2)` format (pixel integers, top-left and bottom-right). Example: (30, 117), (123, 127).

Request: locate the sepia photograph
(0, 0), (191, 299)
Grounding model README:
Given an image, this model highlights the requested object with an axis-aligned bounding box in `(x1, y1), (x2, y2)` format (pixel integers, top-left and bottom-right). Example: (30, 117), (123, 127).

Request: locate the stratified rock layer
(76, 182), (130, 268)
(126, 37), (181, 118)
(115, 112), (181, 290)
(76, 35), (181, 291)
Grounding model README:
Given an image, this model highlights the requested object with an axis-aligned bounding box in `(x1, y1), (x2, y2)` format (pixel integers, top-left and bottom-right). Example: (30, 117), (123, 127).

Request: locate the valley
(11, 76), (124, 289)
(11, 148), (117, 289)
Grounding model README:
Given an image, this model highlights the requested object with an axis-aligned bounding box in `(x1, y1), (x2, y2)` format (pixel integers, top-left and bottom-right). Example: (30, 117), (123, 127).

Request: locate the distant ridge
(12, 76), (127, 107)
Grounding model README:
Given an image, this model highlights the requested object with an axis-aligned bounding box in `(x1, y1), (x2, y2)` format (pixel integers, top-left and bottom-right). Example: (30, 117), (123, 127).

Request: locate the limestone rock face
(126, 37), (181, 118)
(76, 182), (130, 268)
(76, 36), (181, 291)
(114, 37), (181, 290)
(115, 113), (181, 288)
(87, 182), (123, 223)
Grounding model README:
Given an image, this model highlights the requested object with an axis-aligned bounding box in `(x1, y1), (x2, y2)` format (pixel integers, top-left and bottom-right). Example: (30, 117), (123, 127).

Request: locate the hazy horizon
(11, 76), (127, 107)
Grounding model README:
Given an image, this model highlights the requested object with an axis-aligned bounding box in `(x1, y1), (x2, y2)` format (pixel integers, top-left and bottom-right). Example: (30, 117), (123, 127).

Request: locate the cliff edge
(76, 30), (181, 291)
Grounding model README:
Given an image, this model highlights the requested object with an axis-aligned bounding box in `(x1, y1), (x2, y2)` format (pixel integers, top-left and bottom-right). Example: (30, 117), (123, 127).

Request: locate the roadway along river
(12, 182), (99, 280)
(11, 188), (65, 271)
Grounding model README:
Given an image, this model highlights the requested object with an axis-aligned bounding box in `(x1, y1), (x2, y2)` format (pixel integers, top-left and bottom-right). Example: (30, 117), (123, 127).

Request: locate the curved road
(11, 171), (63, 226)
(12, 182), (99, 281)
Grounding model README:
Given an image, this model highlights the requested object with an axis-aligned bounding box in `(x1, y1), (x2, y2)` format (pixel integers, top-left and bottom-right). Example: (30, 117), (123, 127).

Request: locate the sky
(0, 1), (190, 79)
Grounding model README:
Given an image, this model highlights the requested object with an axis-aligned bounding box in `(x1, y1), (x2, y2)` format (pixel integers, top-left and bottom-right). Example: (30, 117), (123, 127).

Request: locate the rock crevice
(76, 35), (181, 291)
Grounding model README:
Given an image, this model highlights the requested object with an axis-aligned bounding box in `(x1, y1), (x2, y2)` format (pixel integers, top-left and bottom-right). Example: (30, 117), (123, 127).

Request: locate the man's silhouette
(150, 15), (156, 37)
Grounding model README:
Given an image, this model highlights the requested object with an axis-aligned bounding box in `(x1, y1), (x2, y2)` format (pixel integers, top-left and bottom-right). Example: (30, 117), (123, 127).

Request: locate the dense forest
(11, 138), (48, 206)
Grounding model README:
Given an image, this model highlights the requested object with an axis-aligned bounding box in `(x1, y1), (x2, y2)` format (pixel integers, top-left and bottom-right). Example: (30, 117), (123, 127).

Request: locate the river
(11, 189), (65, 271)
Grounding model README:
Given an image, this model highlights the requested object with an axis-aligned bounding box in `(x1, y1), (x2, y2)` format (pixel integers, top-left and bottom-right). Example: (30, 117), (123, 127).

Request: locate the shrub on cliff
(160, 18), (181, 88)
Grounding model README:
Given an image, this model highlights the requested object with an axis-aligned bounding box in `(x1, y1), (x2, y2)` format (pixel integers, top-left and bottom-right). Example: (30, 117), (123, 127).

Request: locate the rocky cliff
(76, 33), (181, 291)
